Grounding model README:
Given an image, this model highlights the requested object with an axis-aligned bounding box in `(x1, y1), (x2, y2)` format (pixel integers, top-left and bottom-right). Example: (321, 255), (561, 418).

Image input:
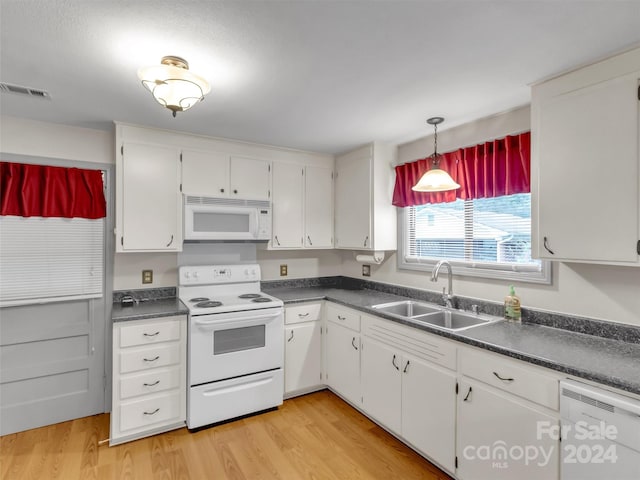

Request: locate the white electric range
(178, 264), (284, 429)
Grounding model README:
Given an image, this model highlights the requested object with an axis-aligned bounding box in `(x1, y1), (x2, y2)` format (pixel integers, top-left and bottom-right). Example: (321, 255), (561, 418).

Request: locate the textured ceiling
(1, 1), (640, 154)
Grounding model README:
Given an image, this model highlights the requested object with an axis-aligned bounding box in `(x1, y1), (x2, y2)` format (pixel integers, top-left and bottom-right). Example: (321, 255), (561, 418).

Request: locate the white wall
(341, 106), (640, 326)
(1, 116), (114, 164)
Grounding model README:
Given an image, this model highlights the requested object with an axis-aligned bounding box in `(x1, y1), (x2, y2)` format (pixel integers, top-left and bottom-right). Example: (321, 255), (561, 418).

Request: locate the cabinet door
(361, 337), (401, 434)
(120, 142), (181, 251)
(284, 322), (322, 395)
(229, 156), (271, 200)
(272, 162), (303, 248)
(536, 73), (639, 263)
(456, 380), (559, 480)
(335, 151), (372, 249)
(402, 354), (456, 473)
(325, 323), (360, 406)
(304, 166), (334, 248)
(181, 149), (229, 197)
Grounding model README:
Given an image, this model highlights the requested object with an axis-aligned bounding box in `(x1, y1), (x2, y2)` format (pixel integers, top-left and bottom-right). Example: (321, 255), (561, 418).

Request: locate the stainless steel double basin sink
(371, 300), (502, 332)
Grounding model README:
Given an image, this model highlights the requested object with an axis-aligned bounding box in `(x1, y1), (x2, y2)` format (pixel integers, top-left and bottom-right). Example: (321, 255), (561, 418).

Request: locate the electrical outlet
(362, 265), (371, 277)
(142, 269), (153, 284)
(280, 264), (288, 276)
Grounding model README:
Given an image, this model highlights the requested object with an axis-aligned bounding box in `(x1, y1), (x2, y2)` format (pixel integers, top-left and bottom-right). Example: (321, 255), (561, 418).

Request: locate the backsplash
(262, 276), (640, 344)
(113, 287), (177, 303)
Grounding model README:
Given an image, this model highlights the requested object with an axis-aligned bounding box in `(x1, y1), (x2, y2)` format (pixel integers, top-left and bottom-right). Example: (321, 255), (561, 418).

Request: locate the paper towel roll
(355, 252), (385, 264)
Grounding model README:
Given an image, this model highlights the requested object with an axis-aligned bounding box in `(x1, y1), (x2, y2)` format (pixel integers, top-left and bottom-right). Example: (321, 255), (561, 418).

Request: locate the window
(399, 193), (550, 283)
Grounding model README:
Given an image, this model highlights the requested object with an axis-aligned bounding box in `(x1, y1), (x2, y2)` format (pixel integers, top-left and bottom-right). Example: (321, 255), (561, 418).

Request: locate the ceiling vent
(0, 82), (51, 100)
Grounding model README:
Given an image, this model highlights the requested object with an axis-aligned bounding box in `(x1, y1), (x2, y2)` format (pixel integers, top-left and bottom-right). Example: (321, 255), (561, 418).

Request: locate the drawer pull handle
(351, 337), (358, 351)
(143, 408), (160, 416)
(143, 331), (160, 337)
(287, 331), (294, 342)
(493, 371), (515, 382)
(143, 380), (160, 387)
(337, 315), (346, 321)
(463, 386), (473, 402)
(298, 312), (310, 318)
(392, 354), (399, 371)
(403, 360), (410, 373)
(143, 356), (160, 362)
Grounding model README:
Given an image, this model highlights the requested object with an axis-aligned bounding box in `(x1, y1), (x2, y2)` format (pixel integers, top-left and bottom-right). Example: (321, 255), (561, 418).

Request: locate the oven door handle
(193, 310), (282, 327)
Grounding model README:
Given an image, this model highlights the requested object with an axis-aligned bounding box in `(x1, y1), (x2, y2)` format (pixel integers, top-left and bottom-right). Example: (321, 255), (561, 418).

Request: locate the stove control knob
(193, 272), (199, 278)
(184, 271), (191, 279)
(251, 269), (256, 276)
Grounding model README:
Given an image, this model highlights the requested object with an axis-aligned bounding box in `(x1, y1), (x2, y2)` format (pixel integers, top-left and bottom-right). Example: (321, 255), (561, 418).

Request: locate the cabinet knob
(351, 337), (358, 350)
(307, 235), (313, 246)
(287, 331), (294, 342)
(363, 236), (369, 247)
(166, 235), (174, 247)
(220, 188), (225, 193)
(233, 189), (238, 194)
(543, 236), (555, 255)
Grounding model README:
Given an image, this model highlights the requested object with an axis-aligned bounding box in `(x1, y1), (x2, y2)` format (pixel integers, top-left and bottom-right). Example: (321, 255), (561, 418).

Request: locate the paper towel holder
(354, 251), (385, 265)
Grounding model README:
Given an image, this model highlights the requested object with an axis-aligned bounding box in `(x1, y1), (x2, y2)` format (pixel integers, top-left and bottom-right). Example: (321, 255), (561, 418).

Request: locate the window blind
(0, 216), (104, 306)
(405, 193), (541, 273)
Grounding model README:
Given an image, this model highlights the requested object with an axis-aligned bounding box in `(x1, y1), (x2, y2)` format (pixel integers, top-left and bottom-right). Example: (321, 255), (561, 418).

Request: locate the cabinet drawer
(326, 304), (360, 332)
(119, 391), (182, 432)
(119, 318), (181, 348)
(119, 366), (181, 400)
(119, 343), (181, 374)
(460, 348), (559, 410)
(285, 302), (322, 324)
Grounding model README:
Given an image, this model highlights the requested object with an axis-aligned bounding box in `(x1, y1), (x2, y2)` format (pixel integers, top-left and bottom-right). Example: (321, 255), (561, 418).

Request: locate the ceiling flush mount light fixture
(137, 56), (211, 117)
(412, 117), (461, 192)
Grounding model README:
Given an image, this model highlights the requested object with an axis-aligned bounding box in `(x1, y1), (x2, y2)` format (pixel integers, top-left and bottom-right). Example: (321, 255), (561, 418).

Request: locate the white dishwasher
(560, 379), (640, 480)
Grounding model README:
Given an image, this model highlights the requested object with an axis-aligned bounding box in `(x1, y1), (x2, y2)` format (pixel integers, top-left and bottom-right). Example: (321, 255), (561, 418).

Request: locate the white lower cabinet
(361, 314), (457, 474)
(456, 347), (560, 480)
(111, 315), (187, 446)
(284, 302), (323, 397)
(325, 304), (361, 407)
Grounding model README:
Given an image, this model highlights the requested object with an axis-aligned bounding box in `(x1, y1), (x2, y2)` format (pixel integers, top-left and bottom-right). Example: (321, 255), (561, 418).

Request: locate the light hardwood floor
(1, 390), (452, 480)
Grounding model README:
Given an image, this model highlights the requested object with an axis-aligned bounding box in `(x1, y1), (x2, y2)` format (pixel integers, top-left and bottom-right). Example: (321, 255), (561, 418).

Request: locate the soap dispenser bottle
(504, 285), (521, 322)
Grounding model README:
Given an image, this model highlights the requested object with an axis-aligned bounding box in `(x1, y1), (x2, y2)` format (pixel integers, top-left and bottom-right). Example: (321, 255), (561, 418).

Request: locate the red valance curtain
(0, 162), (106, 219)
(392, 131), (530, 207)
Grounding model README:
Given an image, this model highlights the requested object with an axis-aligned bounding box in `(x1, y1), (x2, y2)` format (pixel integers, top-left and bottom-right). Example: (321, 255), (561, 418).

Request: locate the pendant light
(412, 117), (460, 192)
(138, 56), (211, 117)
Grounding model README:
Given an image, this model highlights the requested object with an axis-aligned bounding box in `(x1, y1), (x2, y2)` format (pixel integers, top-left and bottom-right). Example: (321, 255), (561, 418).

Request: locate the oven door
(189, 307), (284, 385)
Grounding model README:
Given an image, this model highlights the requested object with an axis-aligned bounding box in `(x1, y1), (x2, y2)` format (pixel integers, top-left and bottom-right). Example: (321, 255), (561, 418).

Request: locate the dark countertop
(112, 298), (188, 322)
(263, 286), (640, 397)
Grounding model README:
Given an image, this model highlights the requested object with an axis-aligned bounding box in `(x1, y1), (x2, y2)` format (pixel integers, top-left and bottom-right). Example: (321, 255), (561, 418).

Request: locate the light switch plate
(362, 265), (371, 277)
(142, 269), (153, 284)
(280, 264), (288, 276)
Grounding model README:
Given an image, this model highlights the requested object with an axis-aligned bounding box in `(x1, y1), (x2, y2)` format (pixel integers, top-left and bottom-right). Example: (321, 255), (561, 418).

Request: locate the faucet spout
(431, 260), (454, 308)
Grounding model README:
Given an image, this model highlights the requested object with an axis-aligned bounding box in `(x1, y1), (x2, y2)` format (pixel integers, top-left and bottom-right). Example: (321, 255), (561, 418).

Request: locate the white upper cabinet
(117, 142), (182, 252)
(181, 149), (229, 197)
(182, 152), (270, 201)
(229, 156), (271, 201)
(304, 165), (334, 248)
(271, 161), (334, 250)
(272, 162), (304, 248)
(334, 142), (397, 251)
(532, 47), (640, 265)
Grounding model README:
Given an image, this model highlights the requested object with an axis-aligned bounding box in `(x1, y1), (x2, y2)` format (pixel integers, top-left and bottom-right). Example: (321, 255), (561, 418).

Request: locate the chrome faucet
(431, 260), (454, 308)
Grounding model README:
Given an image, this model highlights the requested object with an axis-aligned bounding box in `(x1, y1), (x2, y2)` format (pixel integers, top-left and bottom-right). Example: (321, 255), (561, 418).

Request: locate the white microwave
(184, 196), (271, 242)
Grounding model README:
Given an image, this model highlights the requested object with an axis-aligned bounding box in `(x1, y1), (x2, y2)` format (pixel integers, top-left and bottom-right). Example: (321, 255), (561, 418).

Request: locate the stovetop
(178, 264), (284, 315)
